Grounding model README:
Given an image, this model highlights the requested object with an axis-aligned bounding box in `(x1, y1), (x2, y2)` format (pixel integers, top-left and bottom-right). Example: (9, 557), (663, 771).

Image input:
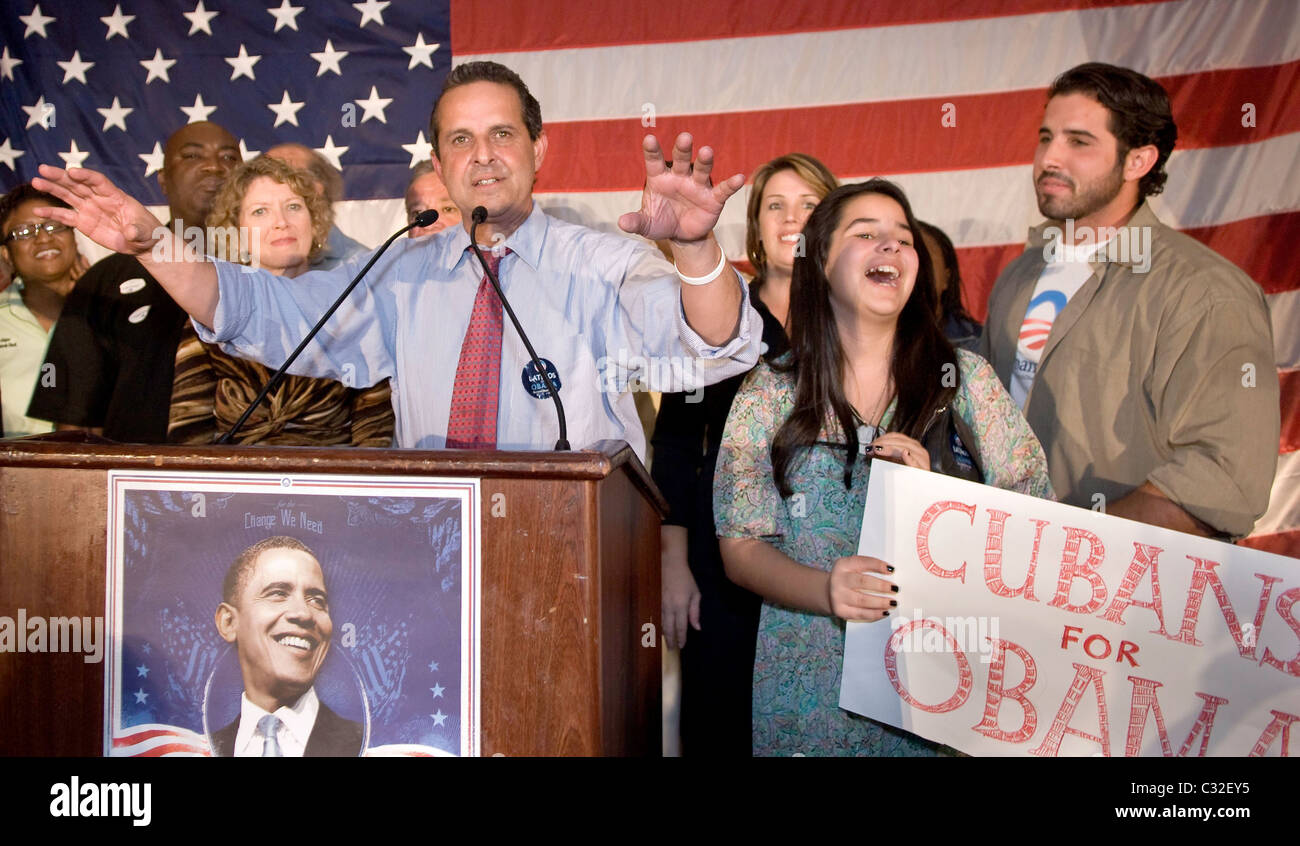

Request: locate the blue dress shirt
(197, 203), (762, 457)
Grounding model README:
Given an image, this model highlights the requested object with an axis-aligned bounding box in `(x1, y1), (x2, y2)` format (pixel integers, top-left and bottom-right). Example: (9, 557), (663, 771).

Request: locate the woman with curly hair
(168, 157), (394, 446)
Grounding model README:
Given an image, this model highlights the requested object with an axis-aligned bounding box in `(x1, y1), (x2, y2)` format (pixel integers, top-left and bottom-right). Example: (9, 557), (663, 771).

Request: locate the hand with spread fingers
(869, 432), (930, 471)
(31, 165), (165, 258)
(618, 132), (745, 246)
(828, 555), (897, 621)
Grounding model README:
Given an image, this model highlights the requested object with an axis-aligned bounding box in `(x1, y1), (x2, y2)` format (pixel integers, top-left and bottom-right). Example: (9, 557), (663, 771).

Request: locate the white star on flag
(0, 139), (25, 171)
(141, 49), (177, 84)
(401, 131), (433, 167)
(403, 33), (440, 70)
(239, 138), (260, 162)
(101, 4), (135, 40)
(181, 94), (217, 123)
(183, 0), (219, 36)
(310, 40), (348, 77)
(22, 95), (54, 130)
(139, 142), (165, 178)
(354, 0), (391, 28)
(268, 90), (306, 127)
(0, 47), (23, 81)
(267, 0), (304, 33)
(431, 710), (447, 726)
(355, 86), (393, 124)
(20, 5), (55, 39)
(316, 135), (348, 170)
(57, 51), (95, 85)
(97, 97), (134, 132)
(225, 44), (261, 81)
(133, 689), (149, 705)
(59, 139), (90, 169)
(430, 683), (445, 698)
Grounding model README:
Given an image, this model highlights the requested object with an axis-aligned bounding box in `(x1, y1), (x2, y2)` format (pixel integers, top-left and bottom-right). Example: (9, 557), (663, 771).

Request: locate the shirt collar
(233, 687), (319, 754)
(440, 202), (548, 276)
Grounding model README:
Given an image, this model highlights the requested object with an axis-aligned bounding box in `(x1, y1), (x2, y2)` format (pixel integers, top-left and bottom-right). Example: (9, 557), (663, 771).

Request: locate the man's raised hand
(617, 133), (744, 245)
(32, 165), (164, 257)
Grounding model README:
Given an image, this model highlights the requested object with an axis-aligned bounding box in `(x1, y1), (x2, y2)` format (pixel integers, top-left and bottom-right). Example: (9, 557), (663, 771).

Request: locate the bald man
(27, 122), (241, 442)
(264, 143), (367, 269)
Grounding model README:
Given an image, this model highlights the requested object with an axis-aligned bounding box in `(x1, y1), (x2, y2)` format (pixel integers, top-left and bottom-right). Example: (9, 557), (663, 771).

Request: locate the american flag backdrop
(1, 0), (1297, 554)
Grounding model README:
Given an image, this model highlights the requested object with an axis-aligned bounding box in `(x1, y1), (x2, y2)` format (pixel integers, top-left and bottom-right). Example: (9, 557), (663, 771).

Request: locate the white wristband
(674, 245), (728, 286)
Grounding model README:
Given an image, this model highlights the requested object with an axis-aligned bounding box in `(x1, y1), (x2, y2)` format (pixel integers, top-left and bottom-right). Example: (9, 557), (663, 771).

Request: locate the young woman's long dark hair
(771, 179), (959, 497)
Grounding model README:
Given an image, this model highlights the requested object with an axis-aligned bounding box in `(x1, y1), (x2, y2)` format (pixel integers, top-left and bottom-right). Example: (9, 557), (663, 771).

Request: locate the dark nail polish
(891, 584), (899, 593)
(881, 610), (890, 617)
(887, 565), (896, 573)
(890, 599), (898, 607)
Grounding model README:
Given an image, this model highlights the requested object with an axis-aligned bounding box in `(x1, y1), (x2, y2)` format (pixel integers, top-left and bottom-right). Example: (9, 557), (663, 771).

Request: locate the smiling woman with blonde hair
(168, 157), (394, 446)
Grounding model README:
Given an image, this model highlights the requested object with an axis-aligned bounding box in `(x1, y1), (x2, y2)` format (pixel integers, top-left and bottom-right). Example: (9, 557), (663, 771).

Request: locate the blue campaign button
(521, 358), (561, 399)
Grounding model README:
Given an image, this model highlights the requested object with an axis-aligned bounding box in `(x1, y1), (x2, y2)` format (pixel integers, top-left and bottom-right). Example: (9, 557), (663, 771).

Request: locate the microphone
(468, 205), (570, 451)
(218, 211), (437, 444)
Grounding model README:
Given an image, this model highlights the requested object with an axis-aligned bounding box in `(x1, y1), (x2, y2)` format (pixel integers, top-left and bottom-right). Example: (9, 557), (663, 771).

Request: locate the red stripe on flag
(1166, 62), (1300, 149)
(1280, 369), (1300, 454)
(1180, 211), (1300, 296)
(451, 0), (1162, 54)
(1238, 527), (1300, 558)
(953, 244), (1027, 323)
(535, 62), (1300, 195)
(130, 743), (211, 757)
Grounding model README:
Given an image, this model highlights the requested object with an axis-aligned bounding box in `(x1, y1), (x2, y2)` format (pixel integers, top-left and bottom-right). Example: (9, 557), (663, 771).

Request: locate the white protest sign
(840, 462), (1300, 757)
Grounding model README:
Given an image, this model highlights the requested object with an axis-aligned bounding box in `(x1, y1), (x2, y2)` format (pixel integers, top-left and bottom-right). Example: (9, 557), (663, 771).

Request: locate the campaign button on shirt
(127, 305), (151, 324)
(119, 278), (147, 295)
(521, 358), (561, 399)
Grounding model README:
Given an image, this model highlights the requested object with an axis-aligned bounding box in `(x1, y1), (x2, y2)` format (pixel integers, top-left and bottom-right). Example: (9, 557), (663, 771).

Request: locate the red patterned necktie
(446, 248), (508, 449)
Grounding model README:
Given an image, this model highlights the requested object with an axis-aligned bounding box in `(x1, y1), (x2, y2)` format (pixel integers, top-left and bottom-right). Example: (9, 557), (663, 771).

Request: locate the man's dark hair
(428, 61), (543, 158)
(222, 536), (320, 605)
(0, 183), (69, 232)
(1047, 62), (1178, 201)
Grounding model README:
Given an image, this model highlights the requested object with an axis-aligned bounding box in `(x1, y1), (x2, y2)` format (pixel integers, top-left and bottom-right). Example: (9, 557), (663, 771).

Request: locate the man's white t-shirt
(1010, 242), (1107, 409)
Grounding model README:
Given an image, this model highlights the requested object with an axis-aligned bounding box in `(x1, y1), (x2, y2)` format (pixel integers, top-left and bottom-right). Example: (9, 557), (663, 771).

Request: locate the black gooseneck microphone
(468, 205), (570, 451)
(218, 210), (439, 444)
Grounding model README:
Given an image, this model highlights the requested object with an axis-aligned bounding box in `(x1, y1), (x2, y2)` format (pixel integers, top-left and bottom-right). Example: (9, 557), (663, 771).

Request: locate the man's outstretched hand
(32, 164), (164, 258)
(618, 133), (744, 245)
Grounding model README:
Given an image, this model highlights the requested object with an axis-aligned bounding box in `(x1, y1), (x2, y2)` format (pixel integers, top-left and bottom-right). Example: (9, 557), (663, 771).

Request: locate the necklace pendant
(858, 423), (877, 454)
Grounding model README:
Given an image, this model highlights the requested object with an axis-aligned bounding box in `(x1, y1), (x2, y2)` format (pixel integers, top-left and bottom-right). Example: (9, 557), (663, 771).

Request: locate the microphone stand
(468, 206), (570, 451)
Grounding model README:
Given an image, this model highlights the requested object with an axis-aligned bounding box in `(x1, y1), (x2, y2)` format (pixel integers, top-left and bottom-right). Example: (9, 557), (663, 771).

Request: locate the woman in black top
(652, 153), (836, 755)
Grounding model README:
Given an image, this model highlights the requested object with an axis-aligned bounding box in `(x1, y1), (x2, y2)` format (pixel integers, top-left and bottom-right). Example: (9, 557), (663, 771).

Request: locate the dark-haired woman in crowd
(652, 153), (836, 755)
(0, 184), (85, 437)
(714, 179), (1052, 756)
(168, 157), (394, 446)
(917, 220), (981, 351)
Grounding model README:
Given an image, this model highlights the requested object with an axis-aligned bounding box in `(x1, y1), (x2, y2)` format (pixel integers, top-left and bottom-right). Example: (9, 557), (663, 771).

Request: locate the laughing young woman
(714, 179), (1053, 756)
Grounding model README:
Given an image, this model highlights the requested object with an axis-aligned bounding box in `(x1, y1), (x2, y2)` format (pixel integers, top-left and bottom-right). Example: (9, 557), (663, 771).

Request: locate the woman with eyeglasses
(0, 184), (86, 437)
(714, 180), (1052, 756)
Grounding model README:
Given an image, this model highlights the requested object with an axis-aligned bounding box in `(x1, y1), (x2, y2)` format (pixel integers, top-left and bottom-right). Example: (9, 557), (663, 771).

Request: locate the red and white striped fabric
(442, 0), (1299, 555)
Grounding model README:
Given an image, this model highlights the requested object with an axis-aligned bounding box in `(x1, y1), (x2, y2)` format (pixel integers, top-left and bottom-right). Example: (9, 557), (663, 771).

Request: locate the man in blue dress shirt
(33, 62), (761, 458)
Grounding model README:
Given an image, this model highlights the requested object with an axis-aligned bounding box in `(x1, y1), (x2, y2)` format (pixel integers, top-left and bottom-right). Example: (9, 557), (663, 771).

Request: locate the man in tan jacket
(979, 63), (1278, 539)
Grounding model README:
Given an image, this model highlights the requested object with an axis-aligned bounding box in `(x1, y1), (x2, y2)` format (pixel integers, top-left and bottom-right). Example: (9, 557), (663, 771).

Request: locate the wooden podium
(0, 437), (663, 757)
